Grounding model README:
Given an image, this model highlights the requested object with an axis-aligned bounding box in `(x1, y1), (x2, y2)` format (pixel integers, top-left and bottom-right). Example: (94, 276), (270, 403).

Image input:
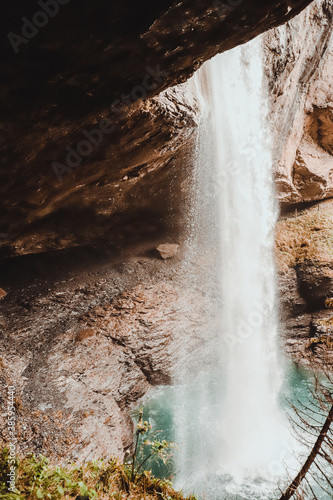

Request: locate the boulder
(156, 243), (180, 260)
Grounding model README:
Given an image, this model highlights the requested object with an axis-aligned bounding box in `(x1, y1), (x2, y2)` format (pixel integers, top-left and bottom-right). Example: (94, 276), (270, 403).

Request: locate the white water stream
(175, 35), (291, 498)
(139, 35), (315, 500)
(206, 36), (285, 476)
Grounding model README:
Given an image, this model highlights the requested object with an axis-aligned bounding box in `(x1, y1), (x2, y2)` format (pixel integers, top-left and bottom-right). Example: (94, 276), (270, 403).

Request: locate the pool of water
(134, 362), (331, 499)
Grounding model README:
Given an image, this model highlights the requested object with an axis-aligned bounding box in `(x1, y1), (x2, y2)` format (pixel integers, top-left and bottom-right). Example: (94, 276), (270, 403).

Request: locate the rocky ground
(0, 240), (218, 463)
(1, 198), (332, 464)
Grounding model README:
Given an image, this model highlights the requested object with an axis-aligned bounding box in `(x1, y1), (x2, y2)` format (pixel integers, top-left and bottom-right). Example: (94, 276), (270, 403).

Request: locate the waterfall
(209, 36), (285, 476)
(174, 35), (290, 499)
(137, 34), (305, 500)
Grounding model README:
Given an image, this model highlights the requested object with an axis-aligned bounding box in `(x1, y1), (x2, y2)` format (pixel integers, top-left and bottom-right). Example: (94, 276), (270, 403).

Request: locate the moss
(276, 206), (333, 273)
(308, 336), (333, 350)
(0, 449), (195, 500)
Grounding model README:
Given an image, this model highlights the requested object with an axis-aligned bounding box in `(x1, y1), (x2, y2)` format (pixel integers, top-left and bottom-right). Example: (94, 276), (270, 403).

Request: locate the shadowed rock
(0, 0), (314, 257)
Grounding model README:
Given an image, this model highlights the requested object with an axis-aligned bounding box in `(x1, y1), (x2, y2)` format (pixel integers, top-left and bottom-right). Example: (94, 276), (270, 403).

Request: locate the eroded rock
(0, 252), (218, 462)
(156, 243), (180, 260)
(276, 200), (333, 368)
(0, 0), (314, 256)
(265, 0), (333, 204)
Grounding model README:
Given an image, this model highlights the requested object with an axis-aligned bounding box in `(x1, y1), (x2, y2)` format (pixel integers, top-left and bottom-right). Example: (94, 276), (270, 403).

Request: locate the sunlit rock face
(276, 199), (333, 369)
(259, 0), (333, 370)
(295, 55), (333, 201)
(265, 0), (333, 205)
(0, 0), (314, 257)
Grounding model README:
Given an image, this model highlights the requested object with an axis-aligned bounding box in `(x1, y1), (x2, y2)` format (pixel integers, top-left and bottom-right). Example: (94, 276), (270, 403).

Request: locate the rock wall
(265, 0), (333, 204)
(276, 200), (333, 368)
(262, 1), (333, 369)
(0, 0), (314, 257)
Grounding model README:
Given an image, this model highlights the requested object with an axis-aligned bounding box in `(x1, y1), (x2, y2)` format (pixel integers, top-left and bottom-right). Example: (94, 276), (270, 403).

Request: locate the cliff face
(1, 0), (333, 465)
(276, 200), (333, 369)
(265, 0), (333, 204)
(0, 0), (314, 258)
(262, 0), (333, 369)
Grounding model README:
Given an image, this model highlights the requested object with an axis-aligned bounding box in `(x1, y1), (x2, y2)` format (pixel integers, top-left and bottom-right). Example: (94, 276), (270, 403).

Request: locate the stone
(265, 1), (333, 206)
(0, 0), (314, 257)
(75, 328), (96, 342)
(0, 257), (217, 462)
(276, 201), (333, 369)
(156, 243), (180, 260)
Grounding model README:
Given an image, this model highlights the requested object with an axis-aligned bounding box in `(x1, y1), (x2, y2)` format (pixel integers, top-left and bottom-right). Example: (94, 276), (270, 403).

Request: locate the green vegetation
(308, 335), (333, 350)
(130, 409), (175, 483)
(0, 447), (195, 500)
(0, 408), (192, 500)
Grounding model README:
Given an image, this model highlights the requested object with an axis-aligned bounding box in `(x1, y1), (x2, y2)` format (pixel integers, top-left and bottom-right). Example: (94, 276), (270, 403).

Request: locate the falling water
(209, 36), (285, 475)
(175, 35), (289, 498)
(139, 36), (303, 500)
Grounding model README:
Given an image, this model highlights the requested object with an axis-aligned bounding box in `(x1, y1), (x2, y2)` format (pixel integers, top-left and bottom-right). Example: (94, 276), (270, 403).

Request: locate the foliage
(0, 448), (195, 500)
(129, 409), (175, 482)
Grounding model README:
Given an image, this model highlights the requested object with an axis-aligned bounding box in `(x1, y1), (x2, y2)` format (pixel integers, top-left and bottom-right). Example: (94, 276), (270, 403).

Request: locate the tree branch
(279, 404), (333, 500)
